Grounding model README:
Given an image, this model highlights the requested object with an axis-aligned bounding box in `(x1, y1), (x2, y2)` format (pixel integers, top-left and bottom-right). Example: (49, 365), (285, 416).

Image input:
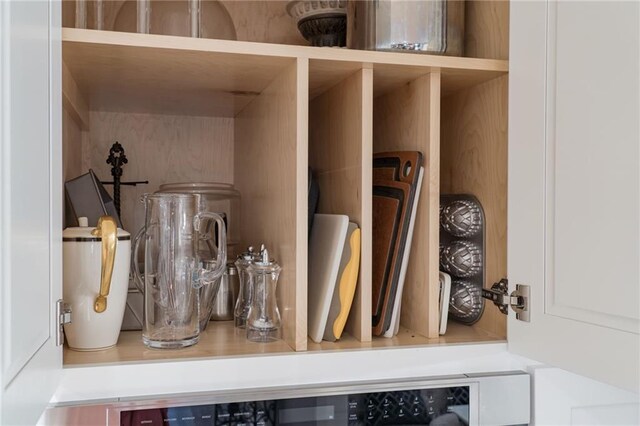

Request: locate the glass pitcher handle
(193, 212), (226, 288)
(131, 226), (145, 293)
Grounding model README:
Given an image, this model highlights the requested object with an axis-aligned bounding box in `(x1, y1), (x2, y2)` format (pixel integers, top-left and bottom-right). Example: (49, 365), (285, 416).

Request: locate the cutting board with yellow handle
(308, 214), (349, 343)
(323, 223), (361, 342)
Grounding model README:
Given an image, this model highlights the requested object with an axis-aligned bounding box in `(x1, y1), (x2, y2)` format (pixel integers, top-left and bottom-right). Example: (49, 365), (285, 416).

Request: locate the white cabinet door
(509, 1), (639, 392)
(0, 1), (62, 424)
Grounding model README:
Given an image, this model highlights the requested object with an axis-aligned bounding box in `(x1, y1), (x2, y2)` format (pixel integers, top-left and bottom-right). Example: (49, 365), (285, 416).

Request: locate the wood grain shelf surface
(63, 321), (503, 367)
(62, 28), (508, 117)
(309, 322), (504, 352)
(63, 321), (294, 367)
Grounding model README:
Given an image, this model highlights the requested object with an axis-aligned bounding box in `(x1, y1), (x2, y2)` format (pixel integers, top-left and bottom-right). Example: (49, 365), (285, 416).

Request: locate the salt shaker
(246, 246), (282, 342)
(234, 246), (256, 328)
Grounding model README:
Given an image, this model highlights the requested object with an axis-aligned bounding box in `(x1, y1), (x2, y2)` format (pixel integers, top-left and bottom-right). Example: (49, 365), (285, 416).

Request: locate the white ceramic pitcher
(63, 216), (131, 351)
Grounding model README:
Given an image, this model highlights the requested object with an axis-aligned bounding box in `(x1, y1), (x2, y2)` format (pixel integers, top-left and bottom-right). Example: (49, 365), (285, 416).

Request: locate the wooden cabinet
(60, 0), (510, 364)
(3, 1), (637, 424)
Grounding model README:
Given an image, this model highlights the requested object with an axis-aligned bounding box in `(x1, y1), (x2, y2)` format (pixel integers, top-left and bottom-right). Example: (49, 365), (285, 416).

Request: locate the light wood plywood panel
(464, 0), (510, 60)
(63, 0), (304, 46)
(295, 58), (310, 351)
(308, 60), (365, 100)
(64, 321), (295, 366)
(62, 0), (75, 28)
(62, 107), (86, 182)
(87, 111), (234, 234)
(222, 0), (305, 46)
(309, 60), (503, 102)
(308, 321), (504, 352)
(373, 73), (441, 339)
(62, 61), (90, 129)
(235, 59), (307, 351)
(440, 75), (508, 339)
(63, 320), (503, 367)
(309, 68), (373, 342)
(61, 28), (507, 75)
(62, 29), (507, 116)
(63, 31), (295, 117)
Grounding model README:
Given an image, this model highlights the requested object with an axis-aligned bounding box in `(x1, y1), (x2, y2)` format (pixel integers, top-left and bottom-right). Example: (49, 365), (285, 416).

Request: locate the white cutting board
(308, 214), (349, 343)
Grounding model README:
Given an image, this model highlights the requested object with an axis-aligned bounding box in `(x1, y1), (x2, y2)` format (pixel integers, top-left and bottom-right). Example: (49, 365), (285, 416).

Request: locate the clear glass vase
(75, 0), (87, 29)
(137, 0), (151, 34)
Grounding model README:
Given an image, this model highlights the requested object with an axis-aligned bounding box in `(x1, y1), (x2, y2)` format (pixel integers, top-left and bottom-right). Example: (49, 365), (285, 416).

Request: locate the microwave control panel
(120, 386), (470, 426)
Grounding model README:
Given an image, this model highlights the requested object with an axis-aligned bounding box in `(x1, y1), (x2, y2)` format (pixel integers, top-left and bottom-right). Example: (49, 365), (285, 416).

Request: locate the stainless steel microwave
(42, 371), (530, 425)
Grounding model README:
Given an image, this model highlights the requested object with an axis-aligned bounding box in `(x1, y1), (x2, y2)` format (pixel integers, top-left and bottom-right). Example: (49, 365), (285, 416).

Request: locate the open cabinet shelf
(63, 321), (504, 367)
(62, 27), (509, 367)
(62, 28), (508, 119)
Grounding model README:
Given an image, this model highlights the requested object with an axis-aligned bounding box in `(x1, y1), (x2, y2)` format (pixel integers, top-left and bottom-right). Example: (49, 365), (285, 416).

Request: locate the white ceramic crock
(63, 217), (131, 351)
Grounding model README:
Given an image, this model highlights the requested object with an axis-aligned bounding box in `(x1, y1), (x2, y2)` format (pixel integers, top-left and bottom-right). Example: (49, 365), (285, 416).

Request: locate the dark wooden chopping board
(373, 151), (423, 186)
(372, 152), (423, 335)
(372, 179), (412, 336)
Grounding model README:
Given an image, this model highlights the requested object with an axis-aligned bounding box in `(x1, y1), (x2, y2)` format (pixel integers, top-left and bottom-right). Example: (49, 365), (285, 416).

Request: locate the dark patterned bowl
(297, 14), (346, 47)
(287, 1), (346, 47)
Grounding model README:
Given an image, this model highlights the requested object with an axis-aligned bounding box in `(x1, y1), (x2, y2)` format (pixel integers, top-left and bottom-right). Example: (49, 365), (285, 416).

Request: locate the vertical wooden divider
(464, 0), (510, 60)
(373, 72), (441, 339)
(308, 67), (373, 342)
(235, 58), (309, 351)
(295, 58), (310, 350)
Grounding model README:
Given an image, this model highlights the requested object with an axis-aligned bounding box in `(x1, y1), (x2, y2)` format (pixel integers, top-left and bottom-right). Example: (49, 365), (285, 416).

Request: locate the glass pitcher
(133, 193), (226, 349)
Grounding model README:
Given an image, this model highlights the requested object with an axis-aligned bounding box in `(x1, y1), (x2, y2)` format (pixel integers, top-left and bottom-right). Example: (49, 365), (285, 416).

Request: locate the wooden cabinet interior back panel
(440, 75), (508, 339)
(464, 0), (510, 60)
(62, 61), (89, 130)
(62, 0), (305, 46)
(372, 73), (441, 339)
(62, 0), (75, 28)
(235, 60), (308, 351)
(308, 60), (365, 101)
(62, 108), (86, 182)
(308, 67), (373, 342)
(87, 111), (234, 234)
(222, 0), (305, 45)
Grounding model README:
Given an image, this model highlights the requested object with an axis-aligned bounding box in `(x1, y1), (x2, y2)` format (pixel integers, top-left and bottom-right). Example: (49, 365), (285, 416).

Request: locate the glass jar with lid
(157, 182), (241, 258)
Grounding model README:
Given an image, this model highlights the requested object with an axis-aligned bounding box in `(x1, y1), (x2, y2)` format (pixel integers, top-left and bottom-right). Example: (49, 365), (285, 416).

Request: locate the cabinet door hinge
(482, 279), (530, 322)
(56, 299), (72, 346)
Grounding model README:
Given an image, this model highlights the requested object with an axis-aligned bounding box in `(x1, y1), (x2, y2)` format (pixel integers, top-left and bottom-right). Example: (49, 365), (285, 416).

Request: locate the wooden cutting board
(372, 179), (412, 336)
(372, 152), (424, 336)
(308, 214), (349, 343)
(373, 151), (424, 187)
(385, 166), (424, 337)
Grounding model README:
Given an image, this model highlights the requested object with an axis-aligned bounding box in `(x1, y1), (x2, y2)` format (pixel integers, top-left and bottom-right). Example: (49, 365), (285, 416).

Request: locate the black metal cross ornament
(106, 142), (128, 217)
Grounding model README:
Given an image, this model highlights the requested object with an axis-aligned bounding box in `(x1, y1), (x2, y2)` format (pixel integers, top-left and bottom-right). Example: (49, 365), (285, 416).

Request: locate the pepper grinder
(234, 246), (256, 328)
(246, 245), (282, 342)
